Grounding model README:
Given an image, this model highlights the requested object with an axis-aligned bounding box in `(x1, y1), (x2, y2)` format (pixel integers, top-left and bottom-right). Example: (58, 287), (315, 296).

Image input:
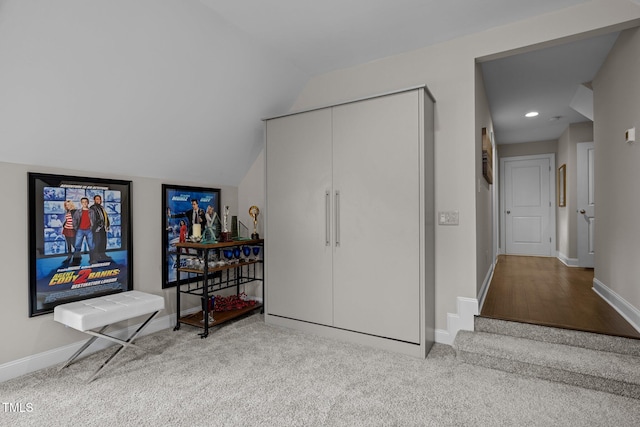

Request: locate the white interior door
(503, 156), (553, 256)
(577, 142), (595, 268)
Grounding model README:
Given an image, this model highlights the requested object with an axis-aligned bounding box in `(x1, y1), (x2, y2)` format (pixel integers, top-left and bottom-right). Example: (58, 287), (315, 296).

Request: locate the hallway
(481, 255), (640, 339)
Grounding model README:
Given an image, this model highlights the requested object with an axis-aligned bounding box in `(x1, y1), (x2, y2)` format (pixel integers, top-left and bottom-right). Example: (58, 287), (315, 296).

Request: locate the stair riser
(457, 350), (640, 400)
(475, 317), (640, 357)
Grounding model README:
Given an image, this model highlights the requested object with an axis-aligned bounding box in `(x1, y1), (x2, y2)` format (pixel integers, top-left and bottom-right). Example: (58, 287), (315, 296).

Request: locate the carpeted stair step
(474, 316), (640, 357)
(453, 330), (640, 399)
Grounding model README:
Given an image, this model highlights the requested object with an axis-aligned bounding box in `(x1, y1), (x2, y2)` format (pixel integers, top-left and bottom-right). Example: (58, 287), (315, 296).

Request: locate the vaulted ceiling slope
(0, 0), (309, 185)
(200, 0), (590, 76)
(1, 0), (594, 185)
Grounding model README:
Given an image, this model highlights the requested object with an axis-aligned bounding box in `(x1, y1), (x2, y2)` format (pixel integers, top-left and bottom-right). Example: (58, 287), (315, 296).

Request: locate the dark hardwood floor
(481, 255), (640, 339)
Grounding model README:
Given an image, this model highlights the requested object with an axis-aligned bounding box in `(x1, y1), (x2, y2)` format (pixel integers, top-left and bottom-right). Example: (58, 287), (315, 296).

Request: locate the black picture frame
(162, 184), (221, 289)
(28, 172), (133, 317)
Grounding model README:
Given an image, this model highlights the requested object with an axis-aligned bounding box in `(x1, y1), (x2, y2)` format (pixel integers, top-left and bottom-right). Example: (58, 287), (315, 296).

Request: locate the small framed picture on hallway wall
(27, 172), (133, 317)
(482, 127), (493, 184)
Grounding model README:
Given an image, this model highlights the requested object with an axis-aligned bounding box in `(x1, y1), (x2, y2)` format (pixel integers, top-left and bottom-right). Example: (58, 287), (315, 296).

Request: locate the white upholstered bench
(54, 290), (165, 381)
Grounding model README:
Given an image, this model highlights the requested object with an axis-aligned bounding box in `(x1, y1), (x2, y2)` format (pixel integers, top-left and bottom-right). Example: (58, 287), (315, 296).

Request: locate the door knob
(506, 210), (511, 214)
(579, 209), (586, 214)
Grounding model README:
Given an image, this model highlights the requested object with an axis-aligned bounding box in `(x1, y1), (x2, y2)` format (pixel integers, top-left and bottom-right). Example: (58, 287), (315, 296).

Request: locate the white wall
(237, 150), (266, 299)
(498, 140), (558, 158)
(592, 26), (640, 317)
(557, 128), (572, 260)
(274, 0), (640, 331)
(475, 64), (496, 296)
(238, 150), (265, 240)
(557, 122), (593, 261)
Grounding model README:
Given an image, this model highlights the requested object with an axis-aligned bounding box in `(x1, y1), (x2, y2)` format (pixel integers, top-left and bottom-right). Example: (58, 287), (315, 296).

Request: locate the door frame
(499, 153), (556, 256)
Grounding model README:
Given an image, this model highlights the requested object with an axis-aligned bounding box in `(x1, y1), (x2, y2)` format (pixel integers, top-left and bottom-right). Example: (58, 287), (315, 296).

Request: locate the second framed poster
(162, 184), (221, 288)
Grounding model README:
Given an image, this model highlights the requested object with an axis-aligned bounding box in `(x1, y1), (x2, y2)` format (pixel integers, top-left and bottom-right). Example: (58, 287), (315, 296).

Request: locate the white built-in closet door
(332, 91), (421, 343)
(265, 109), (334, 325)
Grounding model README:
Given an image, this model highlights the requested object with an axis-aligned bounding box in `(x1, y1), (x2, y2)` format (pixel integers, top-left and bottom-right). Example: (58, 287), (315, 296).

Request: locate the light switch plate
(438, 211), (459, 225)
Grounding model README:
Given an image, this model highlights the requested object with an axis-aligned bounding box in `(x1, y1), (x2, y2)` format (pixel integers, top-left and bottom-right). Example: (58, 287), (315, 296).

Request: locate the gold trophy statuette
(249, 205), (260, 239)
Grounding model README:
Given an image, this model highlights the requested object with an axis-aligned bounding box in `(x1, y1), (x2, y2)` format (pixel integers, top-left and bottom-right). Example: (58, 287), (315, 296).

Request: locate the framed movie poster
(28, 173), (133, 317)
(162, 184), (221, 288)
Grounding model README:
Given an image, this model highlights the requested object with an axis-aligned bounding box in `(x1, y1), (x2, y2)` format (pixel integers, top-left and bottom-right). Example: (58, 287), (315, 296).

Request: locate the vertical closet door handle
(325, 191), (330, 246)
(335, 190), (340, 247)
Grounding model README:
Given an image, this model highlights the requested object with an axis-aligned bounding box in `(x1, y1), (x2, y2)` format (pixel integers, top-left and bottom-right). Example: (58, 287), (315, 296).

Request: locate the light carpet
(2, 314), (639, 426)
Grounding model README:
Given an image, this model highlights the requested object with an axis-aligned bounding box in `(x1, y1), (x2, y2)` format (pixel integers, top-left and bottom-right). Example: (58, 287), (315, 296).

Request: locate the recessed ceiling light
(525, 111), (539, 118)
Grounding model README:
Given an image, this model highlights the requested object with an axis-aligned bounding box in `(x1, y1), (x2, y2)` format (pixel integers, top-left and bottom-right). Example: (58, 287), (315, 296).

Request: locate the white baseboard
(434, 297), (479, 346)
(0, 309), (193, 383)
(477, 262), (495, 312)
(557, 252), (579, 267)
(593, 278), (640, 334)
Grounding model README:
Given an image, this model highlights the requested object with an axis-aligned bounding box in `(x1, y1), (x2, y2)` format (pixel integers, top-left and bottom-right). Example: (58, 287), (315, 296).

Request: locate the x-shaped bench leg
(58, 325), (109, 372)
(87, 310), (160, 382)
(58, 310), (160, 382)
